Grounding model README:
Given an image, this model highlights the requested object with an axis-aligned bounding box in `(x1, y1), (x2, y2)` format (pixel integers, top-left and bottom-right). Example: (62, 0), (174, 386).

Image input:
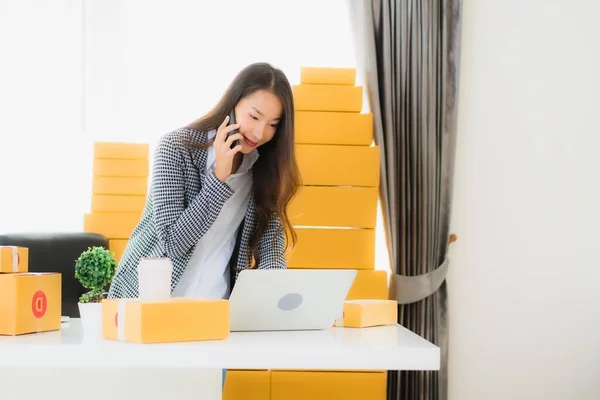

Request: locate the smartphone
(227, 110), (239, 149)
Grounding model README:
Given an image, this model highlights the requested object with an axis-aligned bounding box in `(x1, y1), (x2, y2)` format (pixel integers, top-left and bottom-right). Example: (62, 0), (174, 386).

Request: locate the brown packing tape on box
(0, 246), (28, 273)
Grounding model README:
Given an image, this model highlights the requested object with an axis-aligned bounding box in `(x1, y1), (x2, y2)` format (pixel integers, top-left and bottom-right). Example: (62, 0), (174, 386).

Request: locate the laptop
(228, 269), (358, 332)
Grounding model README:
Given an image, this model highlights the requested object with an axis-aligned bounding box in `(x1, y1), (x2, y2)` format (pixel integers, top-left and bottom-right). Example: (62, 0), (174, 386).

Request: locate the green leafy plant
(74, 246), (117, 303)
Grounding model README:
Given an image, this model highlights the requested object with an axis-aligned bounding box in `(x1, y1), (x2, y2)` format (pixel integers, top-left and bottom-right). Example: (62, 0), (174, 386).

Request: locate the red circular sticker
(114, 312), (119, 327)
(32, 290), (47, 318)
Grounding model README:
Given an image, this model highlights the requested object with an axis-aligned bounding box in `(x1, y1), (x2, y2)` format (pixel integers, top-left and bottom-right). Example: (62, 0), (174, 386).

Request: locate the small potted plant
(75, 246), (117, 335)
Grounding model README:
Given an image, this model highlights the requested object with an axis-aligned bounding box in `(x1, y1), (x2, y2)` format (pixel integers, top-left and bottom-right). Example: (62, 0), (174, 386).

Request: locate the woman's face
(234, 89), (283, 153)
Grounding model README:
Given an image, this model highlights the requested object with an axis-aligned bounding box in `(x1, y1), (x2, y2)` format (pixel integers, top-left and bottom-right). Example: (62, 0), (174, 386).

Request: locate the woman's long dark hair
(185, 62), (300, 267)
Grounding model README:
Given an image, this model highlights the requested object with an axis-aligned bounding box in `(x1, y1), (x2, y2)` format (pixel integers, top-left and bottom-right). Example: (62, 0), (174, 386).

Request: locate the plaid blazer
(107, 127), (286, 299)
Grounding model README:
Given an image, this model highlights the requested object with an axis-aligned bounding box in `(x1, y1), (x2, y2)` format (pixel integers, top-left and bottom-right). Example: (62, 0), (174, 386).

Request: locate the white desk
(0, 319), (439, 400)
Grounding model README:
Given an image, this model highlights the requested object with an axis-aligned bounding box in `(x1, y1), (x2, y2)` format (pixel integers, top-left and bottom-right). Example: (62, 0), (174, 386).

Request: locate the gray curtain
(348, 1), (462, 399)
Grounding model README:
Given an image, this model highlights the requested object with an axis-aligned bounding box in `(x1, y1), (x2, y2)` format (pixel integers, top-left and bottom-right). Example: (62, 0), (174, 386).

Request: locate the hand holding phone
(214, 114), (243, 182)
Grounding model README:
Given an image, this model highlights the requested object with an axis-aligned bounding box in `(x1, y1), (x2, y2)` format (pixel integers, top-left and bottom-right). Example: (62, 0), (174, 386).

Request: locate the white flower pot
(78, 302), (103, 335)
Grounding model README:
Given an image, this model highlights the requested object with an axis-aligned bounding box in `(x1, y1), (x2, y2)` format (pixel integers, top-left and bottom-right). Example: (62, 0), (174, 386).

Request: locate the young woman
(107, 62), (300, 300)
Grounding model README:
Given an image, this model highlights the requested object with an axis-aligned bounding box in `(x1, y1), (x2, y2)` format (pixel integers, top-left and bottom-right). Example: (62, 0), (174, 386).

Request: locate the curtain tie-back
(393, 256), (450, 304)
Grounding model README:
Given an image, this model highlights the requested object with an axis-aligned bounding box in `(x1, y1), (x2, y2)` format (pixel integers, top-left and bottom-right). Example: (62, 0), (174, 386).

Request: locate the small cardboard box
(287, 228), (376, 270)
(102, 298), (230, 343)
(0, 273), (62, 336)
(94, 142), (149, 160)
(0, 246), (28, 273)
(334, 300), (397, 328)
(92, 176), (148, 196)
(293, 84), (363, 112)
(295, 144), (380, 187)
(93, 158), (149, 177)
(108, 239), (128, 262)
(300, 67), (356, 85)
(83, 212), (141, 239)
(91, 194), (147, 213)
(289, 186), (378, 229)
(295, 111), (373, 146)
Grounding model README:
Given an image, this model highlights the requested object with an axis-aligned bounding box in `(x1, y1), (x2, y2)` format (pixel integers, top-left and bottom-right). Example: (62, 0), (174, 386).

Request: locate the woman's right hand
(214, 115), (243, 182)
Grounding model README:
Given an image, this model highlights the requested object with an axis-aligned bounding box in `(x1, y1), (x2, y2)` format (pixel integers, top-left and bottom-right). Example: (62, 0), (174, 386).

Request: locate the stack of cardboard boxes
(83, 142), (150, 262)
(223, 67), (393, 400)
(0, 246), (61, 336)
(289, 67), (387, 300)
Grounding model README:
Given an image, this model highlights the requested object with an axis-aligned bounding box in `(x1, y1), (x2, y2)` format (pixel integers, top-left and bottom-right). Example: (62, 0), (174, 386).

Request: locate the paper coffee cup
(138, 257), (173, 300)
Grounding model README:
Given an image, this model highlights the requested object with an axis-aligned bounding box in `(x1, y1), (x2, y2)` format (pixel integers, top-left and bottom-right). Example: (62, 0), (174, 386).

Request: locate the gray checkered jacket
(107, 127), (286, 299)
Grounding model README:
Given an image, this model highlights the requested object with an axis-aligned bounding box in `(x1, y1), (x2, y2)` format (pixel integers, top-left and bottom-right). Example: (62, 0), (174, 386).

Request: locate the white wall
(0, 0), (358, 233)
(0, 0), (89, 232)
(448, 1), (600, 399)
(82, 0), (358, 145)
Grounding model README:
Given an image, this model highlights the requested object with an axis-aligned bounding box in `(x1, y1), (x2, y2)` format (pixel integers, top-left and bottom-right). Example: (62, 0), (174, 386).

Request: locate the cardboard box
(334, 300), (397, 328)
(108, 239), (128, 262)
(0, 246), (28, 273)
(92, 176), (148, 196)
(287, 228), (375, 270)
(293, 84), (363, 112)
(289, 186), (378, 228)
(0, 273), (62, 336)
(91, 194), (147, 213)
(94, 142), (149, 160)
(300, 67), (356, 85)
(295, 111), (373, 145)
(295, 144), (380, 187)
(93, 159), (149, 177)
(346, 270), (388, 300)
(223, 370), (271, 400)
(84, 212), (141, 239)
(102, 298), (230, 343)
(271, 370), (386, 400)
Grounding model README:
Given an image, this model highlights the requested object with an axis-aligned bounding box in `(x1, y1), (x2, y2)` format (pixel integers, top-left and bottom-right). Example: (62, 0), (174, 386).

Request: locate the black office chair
(0, 232), (108, 317)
